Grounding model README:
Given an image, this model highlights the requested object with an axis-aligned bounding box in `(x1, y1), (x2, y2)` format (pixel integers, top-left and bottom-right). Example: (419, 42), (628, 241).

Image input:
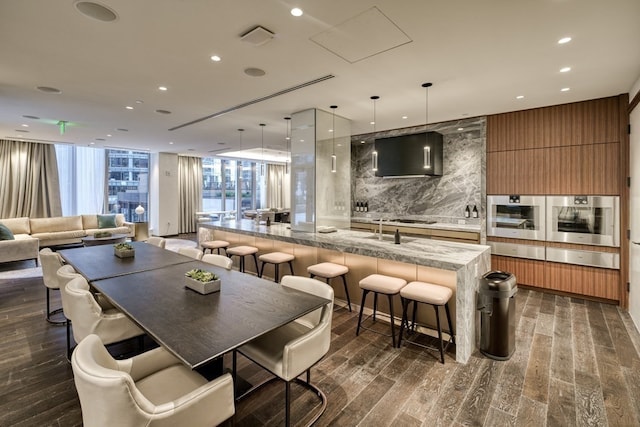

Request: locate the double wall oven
(487, 195), (620, 269)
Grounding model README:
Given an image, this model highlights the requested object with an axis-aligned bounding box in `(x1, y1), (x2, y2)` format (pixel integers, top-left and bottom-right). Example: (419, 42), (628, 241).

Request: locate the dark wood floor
(2, 259), (640, 426)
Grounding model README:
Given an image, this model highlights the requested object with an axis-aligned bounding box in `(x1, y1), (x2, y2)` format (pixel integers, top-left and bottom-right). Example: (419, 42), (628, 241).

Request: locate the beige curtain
(0, 139), (62, 218)
(266, 164), (290, 209)
(178, 155), (203, 233)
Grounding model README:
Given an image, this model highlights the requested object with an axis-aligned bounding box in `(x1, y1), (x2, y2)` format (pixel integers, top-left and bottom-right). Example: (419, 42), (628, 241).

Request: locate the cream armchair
(64, 276), (144, 351)
(146, 236), (166, 248)
(202, 253), (233, 270)
(236, 275), (333, 426)
(177, 246), (203, 260)
(72, 334), (235, 427)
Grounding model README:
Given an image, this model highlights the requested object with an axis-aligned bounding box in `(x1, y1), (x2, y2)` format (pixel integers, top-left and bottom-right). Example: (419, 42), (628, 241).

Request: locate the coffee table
(80, 233), (128, 246)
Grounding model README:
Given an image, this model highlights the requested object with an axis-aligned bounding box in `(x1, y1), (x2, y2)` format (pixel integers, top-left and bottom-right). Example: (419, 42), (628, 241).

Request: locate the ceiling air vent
(240, 26), (275, 46)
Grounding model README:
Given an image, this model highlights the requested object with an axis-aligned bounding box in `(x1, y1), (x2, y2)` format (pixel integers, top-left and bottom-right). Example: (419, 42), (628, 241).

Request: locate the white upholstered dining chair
(39, 248), (65, 324)
(202, 253), (233, 270)
(177, 246), (203, 260)
(64, 276), (144, 353)
(72, 334), (235, 427)
(235, 275), (333, 426)
(146, 236), (166, 248)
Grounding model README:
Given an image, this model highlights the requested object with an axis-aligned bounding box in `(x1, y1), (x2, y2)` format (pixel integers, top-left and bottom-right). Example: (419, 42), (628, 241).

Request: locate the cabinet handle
(633, 241), (640, 245)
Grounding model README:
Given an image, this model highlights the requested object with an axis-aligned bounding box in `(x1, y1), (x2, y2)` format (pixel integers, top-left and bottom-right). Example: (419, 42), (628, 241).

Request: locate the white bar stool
(307, 262), (352, 312)
(201, 239), (229, 255)
(258, 252), (295, 282)
(226, 245), (259, 273)
(398, 281), (455, 363)
(356, 274), (407, 347)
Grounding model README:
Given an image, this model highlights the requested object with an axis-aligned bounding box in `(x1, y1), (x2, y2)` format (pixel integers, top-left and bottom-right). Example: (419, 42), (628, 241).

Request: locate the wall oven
(487, 195), (546, 240)
(546, 195), (619, 247)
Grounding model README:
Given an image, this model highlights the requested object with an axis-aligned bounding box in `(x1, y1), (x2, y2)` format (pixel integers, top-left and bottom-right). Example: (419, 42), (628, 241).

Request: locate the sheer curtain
(178, 156), (203, 233)
(0, 139), (61, 218)
(55, 145), (106, 215)
(266, 164), (290, 209)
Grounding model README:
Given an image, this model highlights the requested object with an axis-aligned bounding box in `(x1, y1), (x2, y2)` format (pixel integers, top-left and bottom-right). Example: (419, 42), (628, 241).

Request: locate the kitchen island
(199, 220), (491, 363)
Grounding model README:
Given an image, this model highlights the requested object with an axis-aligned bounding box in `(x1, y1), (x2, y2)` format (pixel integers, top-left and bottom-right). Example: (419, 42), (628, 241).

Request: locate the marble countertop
(201, 220), (489, 271)
(351, 217), (481, 233)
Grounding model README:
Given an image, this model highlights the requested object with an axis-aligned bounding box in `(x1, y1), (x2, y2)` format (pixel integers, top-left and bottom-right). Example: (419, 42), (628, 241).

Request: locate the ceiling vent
(240, 26), (275, 46)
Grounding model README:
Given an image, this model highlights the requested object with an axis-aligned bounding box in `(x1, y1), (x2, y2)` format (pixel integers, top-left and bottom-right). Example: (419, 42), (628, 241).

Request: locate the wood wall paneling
(592, 142), (620, 195)
(545, 145), (592, 194)
(513, 148), (546, 194)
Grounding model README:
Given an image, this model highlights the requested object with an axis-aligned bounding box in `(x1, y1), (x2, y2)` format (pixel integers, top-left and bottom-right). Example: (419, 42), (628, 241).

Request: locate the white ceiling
(1, 0), (639, 159)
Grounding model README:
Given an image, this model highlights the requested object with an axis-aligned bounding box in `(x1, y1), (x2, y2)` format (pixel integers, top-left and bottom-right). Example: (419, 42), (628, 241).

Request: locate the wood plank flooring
(1, 259), (640, 426)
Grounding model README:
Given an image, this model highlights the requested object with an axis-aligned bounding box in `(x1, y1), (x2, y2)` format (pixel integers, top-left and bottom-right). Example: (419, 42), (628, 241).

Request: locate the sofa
(0, 214), (134, 265)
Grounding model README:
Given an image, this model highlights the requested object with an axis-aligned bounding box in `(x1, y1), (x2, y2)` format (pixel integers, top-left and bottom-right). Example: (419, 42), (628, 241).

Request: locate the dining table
(58, 245), (331, 379)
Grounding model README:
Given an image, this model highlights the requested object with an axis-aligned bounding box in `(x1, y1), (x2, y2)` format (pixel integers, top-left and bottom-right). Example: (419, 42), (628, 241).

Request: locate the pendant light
(422, 82), (432, 170)
(259, 123), (266, 176)
(284, 117), (291, 175)
(370, 96), (379, 172)
(330, 105), (337, 173)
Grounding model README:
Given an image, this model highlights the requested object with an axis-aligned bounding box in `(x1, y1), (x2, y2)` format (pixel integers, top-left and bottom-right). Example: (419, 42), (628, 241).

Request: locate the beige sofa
(0, 214), (134, 265)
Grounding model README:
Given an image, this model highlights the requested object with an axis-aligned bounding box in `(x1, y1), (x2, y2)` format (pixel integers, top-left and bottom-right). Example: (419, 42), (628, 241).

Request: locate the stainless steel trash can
(478, 271), (517, 360)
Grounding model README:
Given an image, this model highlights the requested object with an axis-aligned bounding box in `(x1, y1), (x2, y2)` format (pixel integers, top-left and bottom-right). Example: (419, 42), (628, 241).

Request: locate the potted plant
(113, 242), (135, 258)
(185, 268), (221, 294)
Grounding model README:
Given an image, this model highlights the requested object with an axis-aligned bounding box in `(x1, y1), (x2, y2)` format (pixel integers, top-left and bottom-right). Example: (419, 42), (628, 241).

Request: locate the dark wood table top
(80, 233), (128, 246)
(58, 241), (193, 281)
(91, 261), (330, 369)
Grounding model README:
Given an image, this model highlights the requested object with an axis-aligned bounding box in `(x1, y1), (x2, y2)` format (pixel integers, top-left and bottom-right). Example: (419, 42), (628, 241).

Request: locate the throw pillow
(97, 214), (117, 229)
(0, 223), (15, 240)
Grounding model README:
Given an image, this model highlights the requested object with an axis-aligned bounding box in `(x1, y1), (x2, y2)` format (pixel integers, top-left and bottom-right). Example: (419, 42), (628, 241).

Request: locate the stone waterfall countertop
(350, 217), (481, 233)
(201, 220), (489, 271)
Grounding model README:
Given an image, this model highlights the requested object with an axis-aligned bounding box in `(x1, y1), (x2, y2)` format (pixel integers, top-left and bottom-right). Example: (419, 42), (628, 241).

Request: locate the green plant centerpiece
(185, 268), (221, 294)
(113, 242), (135, 258)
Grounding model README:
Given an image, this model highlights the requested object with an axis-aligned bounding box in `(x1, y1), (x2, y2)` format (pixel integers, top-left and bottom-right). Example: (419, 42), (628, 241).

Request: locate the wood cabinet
(544, 262), (619, 301)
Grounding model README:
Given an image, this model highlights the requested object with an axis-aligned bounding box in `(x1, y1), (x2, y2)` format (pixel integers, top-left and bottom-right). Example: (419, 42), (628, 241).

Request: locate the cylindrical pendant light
(371, 96), (379, 172)
(422, 82), (432, 170)
(284, 117), (291, 174)
(259, 123), (266, 176)
(330, 105), (337, 173)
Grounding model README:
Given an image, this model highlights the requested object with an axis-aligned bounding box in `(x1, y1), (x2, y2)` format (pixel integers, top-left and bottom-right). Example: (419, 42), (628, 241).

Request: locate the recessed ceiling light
(360, 140), (366, 144)
(329, 129), (333, 133)
(291, 7), (303, 17)
(516, 95), (524, 99)
(402, 116), (408, 119)
(560, 67), (571, 73)
(370, 121), (375, 125)
(135, 100), (143, 104)
(36, 86), (62, 94)
(107, 134), (112, 137)
(158, 86), (168, 91)
(22, 115), (40, 120)
(169, 141), (174, 145)
(457, 127), (464, 131)
(561, 87), (570, 92)
(21, 124), (29, 127)
(558, 37), (572, 44)
(74, 1), (118, 22)
(211, 55), (221, 62)
(125, 106), (133, 110)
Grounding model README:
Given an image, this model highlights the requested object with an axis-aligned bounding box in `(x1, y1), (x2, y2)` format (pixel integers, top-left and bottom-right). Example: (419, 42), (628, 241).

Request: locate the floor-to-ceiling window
(56, 145), (150, 222)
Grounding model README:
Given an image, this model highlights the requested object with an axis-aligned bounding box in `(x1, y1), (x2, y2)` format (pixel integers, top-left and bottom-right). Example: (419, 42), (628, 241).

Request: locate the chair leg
(274, 263), (279, 283)
(232, 350), (237, 394)
(373, 292), (378, 322)
(285, 380), (291, 427)
(388, 294), (396, 348)
(259, 261), (266, 278)
(46, 288), (51, 319)
(356, 290), (369, 336)
(252, 254), (259, 272)
(66, 321), (72, 360)
(434, 305), (444, 363)
(341, 274), (352, 312)
(411, 300), (418, 331)
(445, 302), (456, 344)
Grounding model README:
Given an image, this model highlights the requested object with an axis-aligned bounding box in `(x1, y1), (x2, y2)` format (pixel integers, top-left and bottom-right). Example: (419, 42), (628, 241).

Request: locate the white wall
(149, 152), (179, 236)
(629, 74), (640, 330)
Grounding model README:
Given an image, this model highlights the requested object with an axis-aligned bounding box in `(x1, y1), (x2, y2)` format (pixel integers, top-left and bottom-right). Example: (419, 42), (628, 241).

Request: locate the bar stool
(201, 239), (229, 255)
(398, 281), (455, 364)
(226, 245), (259, 273)
(258, 252), (295, 282)
(307, 262), (352, 312)
(356, 274), (407, 347)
